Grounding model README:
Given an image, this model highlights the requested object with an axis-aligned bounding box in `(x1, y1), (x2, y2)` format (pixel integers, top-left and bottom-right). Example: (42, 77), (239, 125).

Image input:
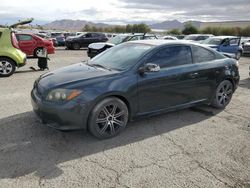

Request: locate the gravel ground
(0, 48), (249, 188)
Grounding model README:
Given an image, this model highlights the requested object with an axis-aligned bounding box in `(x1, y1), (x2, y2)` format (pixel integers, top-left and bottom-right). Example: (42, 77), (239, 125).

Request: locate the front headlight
(46, 89), (82, 102)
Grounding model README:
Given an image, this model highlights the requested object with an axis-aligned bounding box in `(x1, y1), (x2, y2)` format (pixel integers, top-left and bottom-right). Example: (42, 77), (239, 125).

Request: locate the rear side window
(192, 46), (215, 63)
(92, 33), (103, 38)
(148, 46), (192, 69)
(17, 34), (32, 41)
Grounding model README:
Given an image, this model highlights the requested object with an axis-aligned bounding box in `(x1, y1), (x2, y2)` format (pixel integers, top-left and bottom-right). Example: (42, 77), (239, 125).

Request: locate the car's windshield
(202, 38), (223, 45)
(89, 43), (153, 71)
(108, 35), (128, 45)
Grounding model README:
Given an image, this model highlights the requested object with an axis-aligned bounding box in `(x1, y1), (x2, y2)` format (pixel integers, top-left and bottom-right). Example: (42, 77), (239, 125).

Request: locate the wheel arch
(86, 93), (132, 130)
(0, 56), (17, 66)
(225, 77), (236, 91)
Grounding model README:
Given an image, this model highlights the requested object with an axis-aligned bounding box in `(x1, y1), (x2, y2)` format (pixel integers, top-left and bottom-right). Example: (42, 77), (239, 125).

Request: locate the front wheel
(235, 51), (242, 60)
(211, 80), (234, 109)
(0, 58), (16, 77)
(88, 97), (129, 139)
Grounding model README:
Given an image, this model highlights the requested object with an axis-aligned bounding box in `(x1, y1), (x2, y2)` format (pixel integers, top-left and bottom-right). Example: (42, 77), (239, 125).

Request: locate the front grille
(243, 46), (250, 51)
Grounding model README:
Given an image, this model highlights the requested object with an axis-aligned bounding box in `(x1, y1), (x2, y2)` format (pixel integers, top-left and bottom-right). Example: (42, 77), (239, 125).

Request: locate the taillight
(11, 33), (20, 49)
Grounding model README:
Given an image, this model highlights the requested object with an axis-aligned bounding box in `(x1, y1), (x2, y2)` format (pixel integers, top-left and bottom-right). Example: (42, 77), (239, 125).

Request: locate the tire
(34, 47), (44, 58)
(72, 43), (80, 50)
(0, 57), (16, 77)
(235, 51), (242, 60)
(88, 97), (129, 139)
(211, 80), (234, 109)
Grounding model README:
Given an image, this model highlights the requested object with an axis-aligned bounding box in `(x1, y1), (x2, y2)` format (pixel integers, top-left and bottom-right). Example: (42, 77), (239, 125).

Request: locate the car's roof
(210, 36), (237, 39)
(127, 39), (192, 46)
(187, 34), (213, 36)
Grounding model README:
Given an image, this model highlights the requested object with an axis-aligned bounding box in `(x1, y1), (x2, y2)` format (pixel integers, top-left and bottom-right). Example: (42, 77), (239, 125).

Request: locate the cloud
(120, 0), (250, 21)
(0, 0), (249, 25)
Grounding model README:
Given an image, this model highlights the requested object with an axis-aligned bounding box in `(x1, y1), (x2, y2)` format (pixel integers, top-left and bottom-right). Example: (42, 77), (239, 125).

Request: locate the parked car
(202, 36), (243, 60)
(15, 33), (55, 57)
(0, 22), (28, 77)
(87, 33), (158, 58)
(175, 35), (186, 40)
(66, 32), (108, 50)
(183, 34), (213, 42)
(51, 33), (66, 46)
(36, 33), (58, 47)
(241, 38), (250, 54)
(31, 40), (239, 139)
(162, 36), (178, 40)
(242, 42), (250, 54)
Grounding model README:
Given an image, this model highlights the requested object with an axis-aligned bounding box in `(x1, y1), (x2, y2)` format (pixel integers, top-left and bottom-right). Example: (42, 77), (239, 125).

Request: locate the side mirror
(139, 63), (160, 74)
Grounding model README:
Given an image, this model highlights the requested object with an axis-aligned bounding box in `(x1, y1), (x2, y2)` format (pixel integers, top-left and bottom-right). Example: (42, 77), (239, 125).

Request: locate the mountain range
(40, 19), (250, 31)
(43, 19), (110, 31)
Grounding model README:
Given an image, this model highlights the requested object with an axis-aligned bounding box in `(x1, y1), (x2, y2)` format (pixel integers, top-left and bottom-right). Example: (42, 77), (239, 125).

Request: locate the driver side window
(85, 33), (92, 38)
(148, 46), (192, 69)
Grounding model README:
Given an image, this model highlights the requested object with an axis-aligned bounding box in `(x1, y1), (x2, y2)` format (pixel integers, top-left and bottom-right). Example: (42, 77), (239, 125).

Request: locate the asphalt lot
(0, 47), (249, 188)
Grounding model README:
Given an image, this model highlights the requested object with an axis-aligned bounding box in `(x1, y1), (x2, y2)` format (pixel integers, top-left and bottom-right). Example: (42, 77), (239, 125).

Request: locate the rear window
(16, 34), (32, 41)
(192, 45), (215, 63)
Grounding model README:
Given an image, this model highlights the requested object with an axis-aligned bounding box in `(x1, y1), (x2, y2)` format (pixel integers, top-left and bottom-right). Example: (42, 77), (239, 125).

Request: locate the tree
(182, 23), (198, 35)
(137, 23), (151, 33)
(83, 24), (91, 32)
(241, 26), (250, 37)
(91, 26), (98, 32)
(126, 24), (133, 33)
(167, 29), (181, 35)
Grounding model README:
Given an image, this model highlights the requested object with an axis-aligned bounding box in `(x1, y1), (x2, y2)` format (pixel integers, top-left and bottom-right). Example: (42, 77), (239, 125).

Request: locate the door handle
(189, 72), (199, 78)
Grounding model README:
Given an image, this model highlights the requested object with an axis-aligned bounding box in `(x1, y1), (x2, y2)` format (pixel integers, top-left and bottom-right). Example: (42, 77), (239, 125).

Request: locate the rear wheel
(211, 80), (233, 109)
(72, 43), (80, 50)
(88, 97), (129, 139)
(0, 58), (16, 77)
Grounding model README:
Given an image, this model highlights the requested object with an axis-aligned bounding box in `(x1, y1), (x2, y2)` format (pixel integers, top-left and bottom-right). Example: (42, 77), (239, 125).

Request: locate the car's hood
(243, 42), (250, 46)
(38, 63), (117, 89)
(88, 42), (115, 50)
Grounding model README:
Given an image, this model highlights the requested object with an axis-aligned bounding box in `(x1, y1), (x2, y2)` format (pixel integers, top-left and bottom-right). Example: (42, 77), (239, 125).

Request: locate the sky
(0, 0), (250, 25)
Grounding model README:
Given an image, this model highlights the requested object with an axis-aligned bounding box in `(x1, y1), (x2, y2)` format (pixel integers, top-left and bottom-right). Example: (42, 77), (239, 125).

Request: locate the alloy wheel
(0, 60), (13, 75)
(96, 104), (126, 136)
(216, 82), (233, 106)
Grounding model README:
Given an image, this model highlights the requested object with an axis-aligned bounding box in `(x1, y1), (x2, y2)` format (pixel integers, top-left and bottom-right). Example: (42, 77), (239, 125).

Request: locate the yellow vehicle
(0, 19), (32, 77)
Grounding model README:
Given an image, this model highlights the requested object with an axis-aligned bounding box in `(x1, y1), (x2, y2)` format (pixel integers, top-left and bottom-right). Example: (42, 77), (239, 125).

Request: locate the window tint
(17, 34), (33, 41)
(192, 46), (215, 63)
(85, 33), (92, 38)
(91, 43), (152, 71)
(148, 46), (192, 69)
(144, 36), (157, 40)
(129, 36), (141, 41)
(229, 38), (240, 45)
(92, 33), (101, 38)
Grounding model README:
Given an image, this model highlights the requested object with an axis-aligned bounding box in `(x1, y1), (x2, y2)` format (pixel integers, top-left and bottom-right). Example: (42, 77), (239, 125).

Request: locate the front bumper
(31, 88), (91, 131)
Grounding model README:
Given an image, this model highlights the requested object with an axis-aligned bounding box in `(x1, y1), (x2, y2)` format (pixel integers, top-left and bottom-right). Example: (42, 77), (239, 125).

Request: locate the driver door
(137, 45), (197, 114)
(219, 37), (241, 54)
